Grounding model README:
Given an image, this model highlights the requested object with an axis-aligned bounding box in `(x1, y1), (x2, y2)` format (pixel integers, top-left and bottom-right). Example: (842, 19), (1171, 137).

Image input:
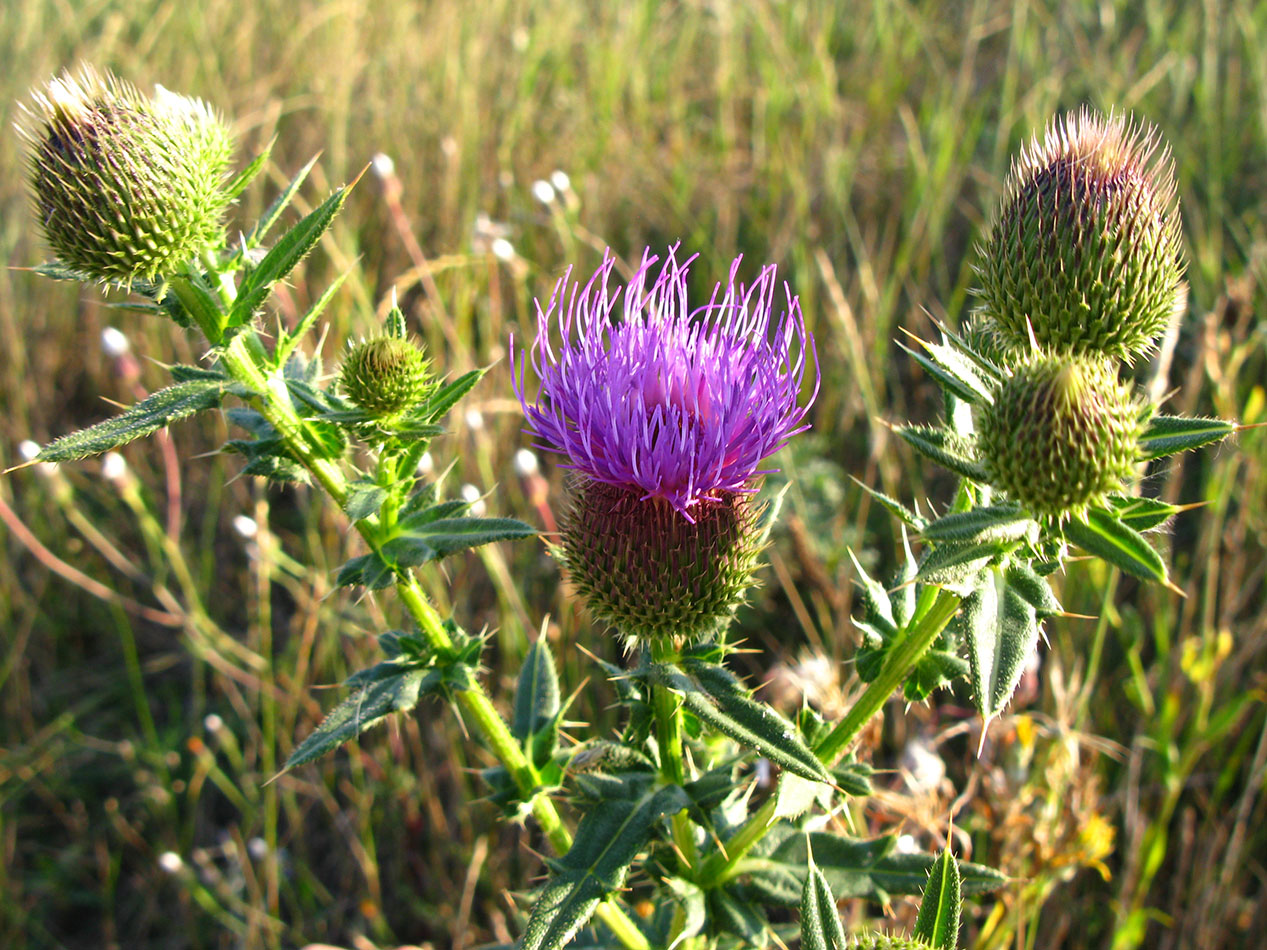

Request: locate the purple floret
(514, 246), (818, 519)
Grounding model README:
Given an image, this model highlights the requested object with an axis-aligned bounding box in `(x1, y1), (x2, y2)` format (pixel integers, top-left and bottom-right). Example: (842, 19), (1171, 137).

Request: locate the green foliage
(800, 846), (848, 950)
(912, 849), (961, 950)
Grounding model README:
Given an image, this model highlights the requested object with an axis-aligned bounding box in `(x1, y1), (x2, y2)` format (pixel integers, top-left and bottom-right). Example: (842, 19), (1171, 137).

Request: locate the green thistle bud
(976, 354), (1142, 520)
(978, 108), (1185, 361)
(19, 66), (234, 286)
(960, 310), (1022, 368)
(559, 480), (764, 645)
(339, 336), (431, 417)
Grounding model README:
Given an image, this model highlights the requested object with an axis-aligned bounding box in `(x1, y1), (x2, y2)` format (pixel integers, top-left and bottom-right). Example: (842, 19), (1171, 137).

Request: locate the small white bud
(460, 483), (486, 517)
(491, 237), (515, 262)
(101, 452), (127, 482)
(513, 448), (539, 477)
(101, 326), (130, 358)
(417, 451), (434, 476)
(18, 440), (41, 462)
(203, 713), (224, 733)
(531, 179), (556, 205)
(550, 170), (571, 193)
(247, 837), (269, 860)
(464, 408), (484, 431)
(158, 851), (184, 874)
(370, 152), (396, 179)
(232, 515), (259, 539)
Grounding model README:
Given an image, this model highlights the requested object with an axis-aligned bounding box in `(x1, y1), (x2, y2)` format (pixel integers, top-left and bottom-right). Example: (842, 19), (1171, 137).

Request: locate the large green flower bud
(976, 354), (1142, 520)
(978, 109), (1185, 361)
(339, 336), (432, 418)
(846, 935), (932, 950)
(19, 66), (234, 286)
(559, 480), (764, 645)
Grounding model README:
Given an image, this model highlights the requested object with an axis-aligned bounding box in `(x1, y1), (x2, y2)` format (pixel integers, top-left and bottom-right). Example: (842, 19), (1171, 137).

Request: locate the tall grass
(1, 1), (1264, 947)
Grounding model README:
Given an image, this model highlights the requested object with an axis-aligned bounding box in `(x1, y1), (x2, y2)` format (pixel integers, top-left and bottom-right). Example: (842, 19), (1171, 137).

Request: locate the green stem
(814, 587), (961, 764)
(649, 640), (699, 873)
(212, 322), (649, 949)
(697, 587), (962, 890)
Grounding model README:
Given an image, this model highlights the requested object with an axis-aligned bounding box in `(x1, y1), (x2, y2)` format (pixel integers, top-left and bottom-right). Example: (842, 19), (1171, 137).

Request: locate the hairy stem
(649, 640), (699, 873)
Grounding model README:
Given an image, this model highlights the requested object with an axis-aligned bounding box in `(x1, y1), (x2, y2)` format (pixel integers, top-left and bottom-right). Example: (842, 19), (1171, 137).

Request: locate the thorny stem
(209, 302), (650, 948)
(649, 639), (699, 874)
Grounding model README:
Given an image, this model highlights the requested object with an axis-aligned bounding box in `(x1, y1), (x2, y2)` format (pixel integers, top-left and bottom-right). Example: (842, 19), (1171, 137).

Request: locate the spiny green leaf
(345, 481), (389, 522)
(231, 183), (350, 327)
(513, 637), (561, 757)
(850, 477), (928, 531)
(1064, 508), (1168, 584)
(900, 340), (994, 407)
(422, 368), (487, 423)
(223, 142), (273, 201)
(920, 506), (1037, 545)
(381, 516), (538, 567)
(1003, 563), (1062, 619)
(666, 878), (707, 950)
(710, 889), (770, 947)
(849, 548), (896, 639)
(970, 575), (1040, 722)
(1137, 414), (1236, 461)
(246, 154), (320, 248)
(800, 848), (848, 950)
(913, 848), (961, 950)
(284, 664), (430, 769)
(656, 660), (832, 784)
(37, 379), (227, 463)
(275, 268), (350, 367)
(896, 425), (990, 483)
(916, 540), (999, 589)
(520, 786), (688, 950)
(1105, 495), (1183, 533)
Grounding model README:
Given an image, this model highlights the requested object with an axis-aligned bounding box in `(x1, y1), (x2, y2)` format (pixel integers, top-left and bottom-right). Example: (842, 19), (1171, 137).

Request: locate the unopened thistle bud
(845, 936), (932, 950)
(976, 355), (1142, 520)
(515, 247), (816, 644)
(19, 66), (234, 286)
(978, 108), (1185, 361)
(339, 336), (431, 418)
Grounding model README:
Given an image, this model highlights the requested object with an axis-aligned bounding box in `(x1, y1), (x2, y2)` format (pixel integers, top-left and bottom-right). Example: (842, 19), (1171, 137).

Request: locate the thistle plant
(10, 66), (1247, 950)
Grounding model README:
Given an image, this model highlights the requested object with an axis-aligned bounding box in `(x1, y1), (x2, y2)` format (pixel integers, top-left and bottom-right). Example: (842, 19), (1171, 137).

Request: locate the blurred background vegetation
(1, 0), (1265, 947)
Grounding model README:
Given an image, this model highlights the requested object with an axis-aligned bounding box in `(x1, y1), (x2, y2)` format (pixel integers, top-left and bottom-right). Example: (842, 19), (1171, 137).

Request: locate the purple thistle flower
(514, 246), (817, 521)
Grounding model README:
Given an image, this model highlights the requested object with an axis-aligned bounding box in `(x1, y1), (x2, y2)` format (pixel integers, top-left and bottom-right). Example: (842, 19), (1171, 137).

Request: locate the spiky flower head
(18, 66), (235, 286)
(977, 108), (1185, 361)
(340, 336), (432, 418)
(515, 247), (816, 642)
(976, 354), (1142, 520)
(845, 936), (933, 950)
(960, 310), (1022, 368)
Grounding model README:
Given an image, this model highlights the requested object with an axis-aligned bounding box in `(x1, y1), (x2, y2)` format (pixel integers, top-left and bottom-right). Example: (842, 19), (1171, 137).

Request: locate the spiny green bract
(976, 354), (1142, 521)
(339, 336), (432, 417)
(559, 479), (763, 645)
(19, 66), (234, 286)
(977, 108), (1185, 361)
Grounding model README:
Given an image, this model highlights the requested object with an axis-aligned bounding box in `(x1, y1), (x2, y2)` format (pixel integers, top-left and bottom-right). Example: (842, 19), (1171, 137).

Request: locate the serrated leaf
(896, 425), (989, 482)
(37, 380), (227, 462)
(848, 548), (896, 639)
(832, 760), (875, 798)
(1064, 508), (1168, 584)
(335, 552), (396, 590)
(168, 364), (229, 383)
(381, 516), (537, 567)
(850, 477), (928, 531)
(763, 832), (1005, 904)
(223, 142), (273, 201)
(901, 340), (993, 407)
(968, 574), (1040, 722)
(916, 540), (998, 589)
(520, 786), (687, 950)
(345, 481), (389, 522)
(921, 506), (1036, 545)
(655, 661), (832, 784)
(666, 878), (707, 950)
(513, 638), (560, 743)
(711, 889), (770, 947)
(284, 665), (428, 769)
(1003, 563), (1062, 619)
(422, 367), (487, 423)
(800, 849), (848, 950)
(276, 268), (350, 367)
(231, 184), (349, 327)
(1105, 495), (1182, 533)
(1136, 414), (1236, 460)
(246, 154), (319, 248)
(912, 849), (961, 950)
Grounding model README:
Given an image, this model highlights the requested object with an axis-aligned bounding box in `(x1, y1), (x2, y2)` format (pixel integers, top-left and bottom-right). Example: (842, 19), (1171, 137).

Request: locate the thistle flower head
(976, 353), (1143, 521)
(339, 336), (432, 418)
(514, 246), (817, 642)
(845, 936), (933, 950)
(977, 108), (1185, 361)
(18, 66), (234, 286)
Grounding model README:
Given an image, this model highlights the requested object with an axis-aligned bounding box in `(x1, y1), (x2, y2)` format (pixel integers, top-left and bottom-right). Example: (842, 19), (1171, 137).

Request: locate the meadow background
(1, 1), (1265, 947)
